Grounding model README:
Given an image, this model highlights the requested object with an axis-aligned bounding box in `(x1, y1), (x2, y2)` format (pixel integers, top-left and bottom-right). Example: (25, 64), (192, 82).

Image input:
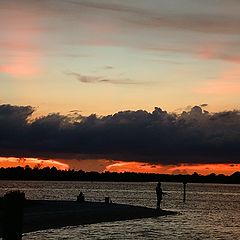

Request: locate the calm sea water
(0, 181), (239, 239)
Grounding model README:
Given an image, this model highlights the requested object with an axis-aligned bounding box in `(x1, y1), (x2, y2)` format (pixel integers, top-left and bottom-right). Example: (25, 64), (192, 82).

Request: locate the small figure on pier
(77, 191), (85, 202)
(105, 196), (112, 204)
(156, 182), (163, 210)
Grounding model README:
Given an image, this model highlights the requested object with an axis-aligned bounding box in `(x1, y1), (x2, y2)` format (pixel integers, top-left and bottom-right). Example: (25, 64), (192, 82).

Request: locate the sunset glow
(1, 158), (238, 176)
(1, 2), (239, 239)
(0, 0), (239, 175)
(1, 0), (240, 116)
(0, 157), (69, 171)
(0, 55), (40, 77)
(0, 5), (41, 77)
(197, 66), (240, 94)
(105, 161), (240, 176)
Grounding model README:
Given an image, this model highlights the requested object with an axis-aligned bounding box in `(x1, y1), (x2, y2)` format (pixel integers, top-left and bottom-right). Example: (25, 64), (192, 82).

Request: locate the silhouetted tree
(0, 167), (239, 184)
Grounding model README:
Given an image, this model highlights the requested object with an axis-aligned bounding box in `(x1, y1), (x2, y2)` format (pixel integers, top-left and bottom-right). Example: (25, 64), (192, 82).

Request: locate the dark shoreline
(0, 167), (240, 184)
(0, 200), (176, 236)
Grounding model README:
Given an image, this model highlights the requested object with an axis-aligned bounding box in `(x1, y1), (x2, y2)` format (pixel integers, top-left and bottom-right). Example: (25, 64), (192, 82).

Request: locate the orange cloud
(168, 163), (240, 176)
(105, 161), (166, 173)
(59, 159), (111, 172)
(105, 161), (240, 176)
(0, 157), (69, 170)
(1, 157), (239, 176)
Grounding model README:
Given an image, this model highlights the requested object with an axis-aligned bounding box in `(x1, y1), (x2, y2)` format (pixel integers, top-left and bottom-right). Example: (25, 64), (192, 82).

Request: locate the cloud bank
(0, 104), (239, 165)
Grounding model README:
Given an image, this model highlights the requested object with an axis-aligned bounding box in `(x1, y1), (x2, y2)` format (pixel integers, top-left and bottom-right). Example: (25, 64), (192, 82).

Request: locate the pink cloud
(196, 66), (240, 94)
(0, 55), (40, 77)
(0, 4), (43, 77)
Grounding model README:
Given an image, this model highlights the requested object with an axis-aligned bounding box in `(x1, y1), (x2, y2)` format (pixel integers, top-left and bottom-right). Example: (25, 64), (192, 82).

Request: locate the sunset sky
(0, 0), (239, 175)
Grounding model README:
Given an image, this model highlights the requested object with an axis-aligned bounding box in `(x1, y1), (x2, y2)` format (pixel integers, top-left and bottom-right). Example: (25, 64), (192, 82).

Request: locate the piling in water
(183, 181), (187, 202)
(2, 191), (25, 240)
(105, 197), (110, 204)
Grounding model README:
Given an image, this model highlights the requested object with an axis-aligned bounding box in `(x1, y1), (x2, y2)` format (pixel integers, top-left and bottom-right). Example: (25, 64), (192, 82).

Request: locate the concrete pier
(0, 200), (176, 236)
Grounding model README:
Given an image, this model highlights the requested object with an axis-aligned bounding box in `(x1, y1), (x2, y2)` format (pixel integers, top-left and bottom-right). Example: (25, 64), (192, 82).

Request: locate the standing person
(156, 182), (163, 210)
(77, 191), (85, 202)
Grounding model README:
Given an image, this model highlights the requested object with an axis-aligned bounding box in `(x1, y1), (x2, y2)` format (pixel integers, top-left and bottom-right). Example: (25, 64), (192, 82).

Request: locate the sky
(0, 0), (240, 175)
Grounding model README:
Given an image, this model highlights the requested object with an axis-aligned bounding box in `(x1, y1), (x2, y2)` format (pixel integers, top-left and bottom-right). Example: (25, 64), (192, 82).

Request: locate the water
(0, 181), (239, 239)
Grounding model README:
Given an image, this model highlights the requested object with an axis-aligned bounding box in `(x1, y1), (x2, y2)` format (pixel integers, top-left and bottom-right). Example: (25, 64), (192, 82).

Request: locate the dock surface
(0, 200), (176, 235)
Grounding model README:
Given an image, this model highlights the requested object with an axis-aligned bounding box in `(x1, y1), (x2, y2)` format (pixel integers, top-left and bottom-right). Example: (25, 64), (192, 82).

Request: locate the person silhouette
(156, 182), (163, 210)
(77, 191), (85, 202)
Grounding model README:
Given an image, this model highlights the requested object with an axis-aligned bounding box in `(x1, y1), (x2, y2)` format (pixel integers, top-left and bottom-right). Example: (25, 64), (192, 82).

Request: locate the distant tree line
(0, 166), (239, 184)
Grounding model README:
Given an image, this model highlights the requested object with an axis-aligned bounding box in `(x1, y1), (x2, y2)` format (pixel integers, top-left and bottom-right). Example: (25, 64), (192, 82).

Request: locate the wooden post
(105, 197), (111, 204)
(183, 181), (187, 202)
(2, 191), (25, 240)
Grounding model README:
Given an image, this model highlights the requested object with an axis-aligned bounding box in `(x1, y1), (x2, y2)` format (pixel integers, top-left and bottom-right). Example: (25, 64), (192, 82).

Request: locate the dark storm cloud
(0, 104), (239, 165)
